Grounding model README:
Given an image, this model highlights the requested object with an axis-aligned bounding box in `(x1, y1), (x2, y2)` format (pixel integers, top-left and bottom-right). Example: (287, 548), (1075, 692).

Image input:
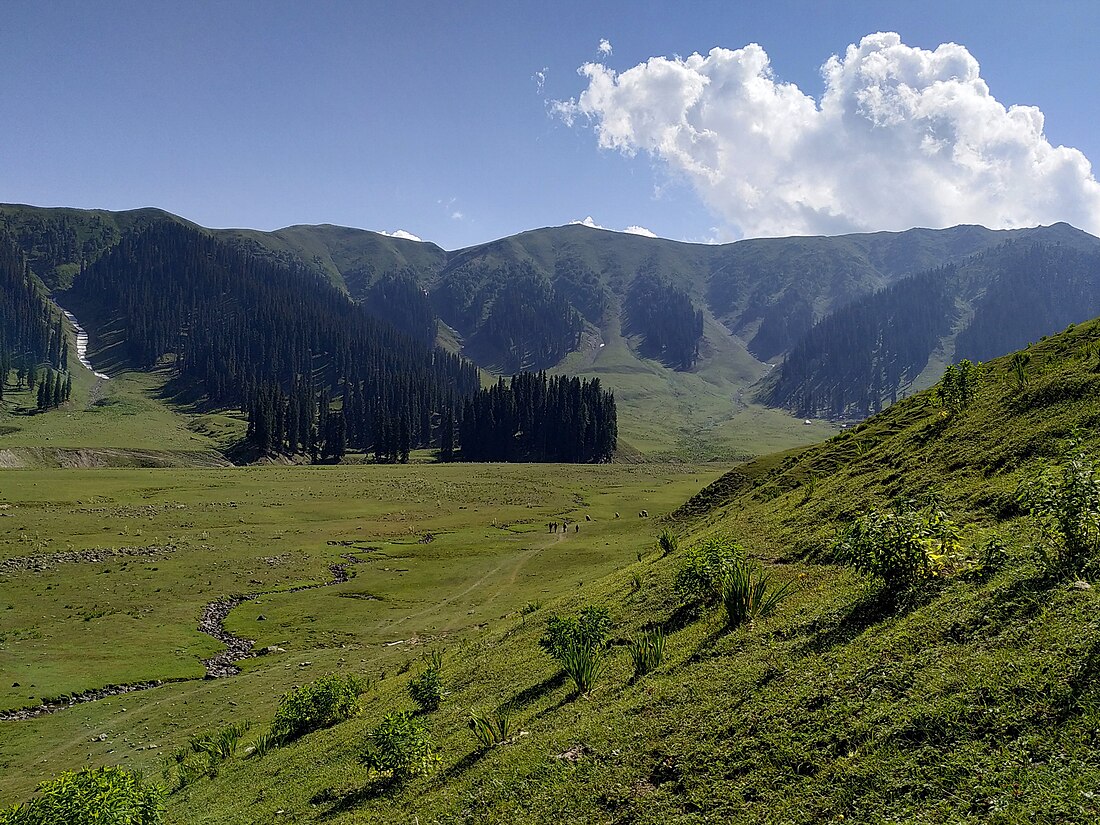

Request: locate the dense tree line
(453, 372), (616, 463)
(474, 272), (583, 372)
(747, 290), (814, 361)
(0, 212), (119, 288)
(0, 233), (70, 403)
(73, 222), (481, 458)
(955, 244), (1100, 362)
(765, 266), (955, 418)
(363, 272), (437, 346)
(625, 272), (703, 370)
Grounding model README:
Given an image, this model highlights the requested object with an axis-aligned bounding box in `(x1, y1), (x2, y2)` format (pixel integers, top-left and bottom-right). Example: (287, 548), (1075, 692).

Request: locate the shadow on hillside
(795, 585), (937, 654)
(440, 747), (488, 782)
(318, 777), (399, 816)
(501, 671), (567, 713)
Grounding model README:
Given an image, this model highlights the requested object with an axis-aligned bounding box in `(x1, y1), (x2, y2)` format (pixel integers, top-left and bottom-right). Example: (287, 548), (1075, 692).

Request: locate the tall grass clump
(721, 559), (795, 629)
(270, 673), (365, 742)
(408, 649), (446, 713)
(468, 710), (515, 748)
(675, 538), (742, 606)
(1018, 435), (1100, 577)
(628, 628), (665, 679)
(361, 711), (440, 782)
(559, 641), (605, 695)
(2, 766), (163, 824)
(539, 606), (611, 695)
(658, 528), (679, 557)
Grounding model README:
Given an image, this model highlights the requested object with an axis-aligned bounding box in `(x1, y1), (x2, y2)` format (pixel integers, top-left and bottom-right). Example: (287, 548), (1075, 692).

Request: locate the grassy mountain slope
(11, 316), (1091, 822)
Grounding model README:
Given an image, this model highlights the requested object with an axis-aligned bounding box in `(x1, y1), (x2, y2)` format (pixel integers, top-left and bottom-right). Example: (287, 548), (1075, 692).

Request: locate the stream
(0, 556), (364, 722)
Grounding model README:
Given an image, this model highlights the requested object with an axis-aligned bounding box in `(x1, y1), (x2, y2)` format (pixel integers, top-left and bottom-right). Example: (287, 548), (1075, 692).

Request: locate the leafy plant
(720, 559), (796, 629)
(560, 641), (605, 695)
(628, 628), (665, 679)
(270, 673), (365, 742)
(408, 649), (446, 712)
(936, 359), (980, 414)
(468, 709), (515, 748)
(976, 535), (1009, 579)
(1011, 351), (1031, 389)
(675, 539), (742, 606)
(4, 766), (163, 824)
(361, 711), (440, 781)
(629, 571), (643, 593)
(835, 501), (959, 592)
(539, 606), (611, 662)
(658, 528), (679, 557)
(1018, 436), (1100, 576)
(190, 720), (250, 761)
(246, 730), (278, 759)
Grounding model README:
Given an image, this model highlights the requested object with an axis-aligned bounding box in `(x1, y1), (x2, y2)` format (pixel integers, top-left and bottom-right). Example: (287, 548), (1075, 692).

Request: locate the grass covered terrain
(2, 318), (1089, 823)
(0, 461), (718, 805)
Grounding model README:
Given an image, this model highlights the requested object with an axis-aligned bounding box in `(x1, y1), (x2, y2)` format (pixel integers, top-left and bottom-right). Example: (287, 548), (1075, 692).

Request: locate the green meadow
(0, 460), (720, 804)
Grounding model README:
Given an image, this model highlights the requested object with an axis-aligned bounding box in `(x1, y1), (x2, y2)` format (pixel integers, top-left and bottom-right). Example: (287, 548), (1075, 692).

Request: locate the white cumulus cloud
(554, 32), (1100, 238)
(598, 38), (613, 56)
(379, 229), (424, 242)
(570, 216), (657, 238)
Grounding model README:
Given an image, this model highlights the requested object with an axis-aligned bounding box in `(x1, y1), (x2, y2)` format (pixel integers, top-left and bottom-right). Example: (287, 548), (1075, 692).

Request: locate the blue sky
(3, 1), (1099, 249)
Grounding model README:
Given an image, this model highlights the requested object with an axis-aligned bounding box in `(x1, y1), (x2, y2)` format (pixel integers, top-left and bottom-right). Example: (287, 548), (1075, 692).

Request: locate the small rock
(1073, 580), (1092, 591)
(257, 614), (267, 621)
(11, 682), (18, 688)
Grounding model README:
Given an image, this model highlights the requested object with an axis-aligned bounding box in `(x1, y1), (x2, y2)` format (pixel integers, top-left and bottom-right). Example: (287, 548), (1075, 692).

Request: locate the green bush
(468, 709), (515, 748)
(361, 711), (440, 781)
(2, 766), (163, 825)
(407, 649), (445, 713)
(834, 502), (959, 592)
(270, 673), (365, 741)
(628, 628), (665, 679)
(675, 539), (742, 605)
(657, 528), (679, 557)
(720, 559), (795, 629)
(1018, 438), (1100, 576)
(560, 641), (605, 695)
(539, 606), (611, 662)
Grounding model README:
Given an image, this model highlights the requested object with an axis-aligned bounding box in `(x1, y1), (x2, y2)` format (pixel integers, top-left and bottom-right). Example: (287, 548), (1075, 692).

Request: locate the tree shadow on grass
(794, 583), (939, 654)
(501, 671), (567, 713)
(316, 777), (399, 817)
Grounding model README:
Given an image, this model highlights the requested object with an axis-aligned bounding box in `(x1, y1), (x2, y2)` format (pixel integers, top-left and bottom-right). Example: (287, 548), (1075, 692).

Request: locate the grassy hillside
(18, 317), (1090, 823)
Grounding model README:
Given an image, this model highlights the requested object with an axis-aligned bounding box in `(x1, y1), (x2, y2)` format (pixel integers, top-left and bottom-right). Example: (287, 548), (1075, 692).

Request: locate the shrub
(539, 606), (611, 662)
(1018, 437), (1100, 576)
(361, 711), (440, 781)
(246, 730), (278, 759)
(560, 642), (604, 695)
(628, 628), (665, 679)
(468, 710), (515, 748)
(191, 721), (250, 761)
(720, 559), (795, 629)
(834, 502), (959, 592)
(4, 766), (163, 825)
(407, 650), (445, 713)
(675, 539), (742, 606)
(658, 528), (679, 557)
(270, 673), (365, 741)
